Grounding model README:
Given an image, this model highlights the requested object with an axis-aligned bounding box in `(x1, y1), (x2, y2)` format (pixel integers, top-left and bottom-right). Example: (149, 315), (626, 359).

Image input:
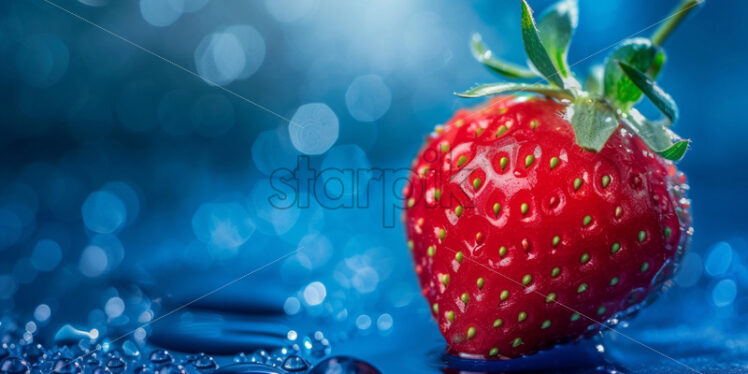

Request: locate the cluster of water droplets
(0, 320), (379, 374)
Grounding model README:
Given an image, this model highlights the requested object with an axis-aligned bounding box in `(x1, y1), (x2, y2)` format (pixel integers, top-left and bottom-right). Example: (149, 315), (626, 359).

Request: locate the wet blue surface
(1, 0), (748, 372)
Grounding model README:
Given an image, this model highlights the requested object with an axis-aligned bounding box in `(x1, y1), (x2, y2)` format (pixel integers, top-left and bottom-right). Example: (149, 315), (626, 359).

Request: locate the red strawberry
(404, 0), (698, 359)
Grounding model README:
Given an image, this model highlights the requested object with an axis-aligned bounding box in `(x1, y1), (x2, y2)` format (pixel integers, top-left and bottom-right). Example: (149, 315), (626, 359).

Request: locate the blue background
(0, 0), (747, 372)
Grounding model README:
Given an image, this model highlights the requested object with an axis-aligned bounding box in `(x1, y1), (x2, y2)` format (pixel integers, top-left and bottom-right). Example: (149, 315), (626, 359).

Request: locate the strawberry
(404, 0), (698, 359)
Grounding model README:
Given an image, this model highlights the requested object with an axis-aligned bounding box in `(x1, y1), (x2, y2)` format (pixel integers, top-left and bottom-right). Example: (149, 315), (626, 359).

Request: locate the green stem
(651, 0), (703, 46)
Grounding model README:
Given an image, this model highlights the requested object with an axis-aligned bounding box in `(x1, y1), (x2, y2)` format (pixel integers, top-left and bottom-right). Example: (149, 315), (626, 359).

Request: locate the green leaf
(623, 109), (689, 161)
(658, 140), (690, 161)
(651, 0), (703, 46)
(618, 61), (679, 122)
(456, 83), (574, 100)
(603, 38), (664, 110)
(521, 0), (565, 88)
(570, 96), (619, 151)
(647, 49), (666, 78)
(537, 0), (578, 78)
(470, 34), (537, 79)
(585, 65), (604, 97)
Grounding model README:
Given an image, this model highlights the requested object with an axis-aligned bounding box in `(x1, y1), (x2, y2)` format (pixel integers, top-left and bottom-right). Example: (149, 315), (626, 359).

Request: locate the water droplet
(0, 357), (30, 374)
(148, 350), (173, 367)
(89, 367), (110, 374)
(247, 350), (268, 364)
(77, 339), (95, 355)
(0, 346), (10, 360)
(105, 357), (126, 374)
(21, 344), (44, 363)
(194, 356), (218, 372)
(121, 341), (139, 358)
(134, 364), (155, 374)
(308, 356), (380, 374)
(52, 358), (82, 374)
(281, 355), (308, 372)
(301, 332), (331, 358)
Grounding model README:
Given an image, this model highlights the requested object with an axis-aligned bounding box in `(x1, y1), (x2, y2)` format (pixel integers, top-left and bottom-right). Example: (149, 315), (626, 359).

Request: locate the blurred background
(0, 0), (747, 372)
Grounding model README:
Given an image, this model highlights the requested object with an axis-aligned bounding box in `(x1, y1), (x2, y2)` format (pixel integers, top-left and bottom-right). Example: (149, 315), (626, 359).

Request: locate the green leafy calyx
(458, 0), (702, 161)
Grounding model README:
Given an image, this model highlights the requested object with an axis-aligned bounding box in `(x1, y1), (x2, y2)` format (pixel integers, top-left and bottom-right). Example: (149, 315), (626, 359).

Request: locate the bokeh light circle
(194, 25), (265, 86)
(34, 304), (51, 322)
(345, 74), (392, 122)
(283, 297), (301, 315)
(105, 297), (126, 318)
(90, 234), (125, 272)
(82, 191), (127, 234)
(140, 0), (185, 27)
(31, 239), (63, 271)
(355, 314), (371, 330)
(303, 281), (326, 306)
(289, 103), (339, 155)
(712, 279), (737, 307)
(376, 313), (393, 332)
(102, 181), (141, 225)
(79, 245), (109, 277)
(705, 241), (733, 276)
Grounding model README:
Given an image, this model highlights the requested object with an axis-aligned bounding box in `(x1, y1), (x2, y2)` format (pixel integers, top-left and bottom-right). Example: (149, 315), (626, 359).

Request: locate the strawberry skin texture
(404, 96), (691, 359)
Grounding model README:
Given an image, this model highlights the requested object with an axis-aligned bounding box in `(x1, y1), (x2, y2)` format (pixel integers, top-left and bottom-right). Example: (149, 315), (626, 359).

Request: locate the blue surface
(1, 0), (748, 372)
